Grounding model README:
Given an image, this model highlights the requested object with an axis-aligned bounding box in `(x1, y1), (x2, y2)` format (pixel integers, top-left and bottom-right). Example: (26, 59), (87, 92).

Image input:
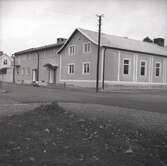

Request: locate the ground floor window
(140, 61), (146, 76)
(155, 62), (161, 77)
(68, 64), (75, 74)
(82, 62), (90, 74)
(123, 59), (130, 75)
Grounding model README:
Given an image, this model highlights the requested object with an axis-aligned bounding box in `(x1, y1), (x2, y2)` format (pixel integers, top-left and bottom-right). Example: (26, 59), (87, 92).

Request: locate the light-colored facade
(0, 53), (13, 82)
(14, 39), (66, 85)
(57, 28), (167, 87)
(14, 28), (167, 88)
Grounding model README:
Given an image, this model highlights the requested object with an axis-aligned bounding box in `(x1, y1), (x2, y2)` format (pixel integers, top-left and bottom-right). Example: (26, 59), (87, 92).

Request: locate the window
(123, 59), (130, 75)
(140, 61), (146, 76)
(27, 67), (31, 75)
(3, 59), (7, 65)
(68, 64), (75, 74)
(83, 42), (91, 53)
(16, 67), (19, 74)
(83, 63), (90, 74)
(69, 45), (75, 56)
(155, 62), (161, 77)
(21, 67), (25, 75)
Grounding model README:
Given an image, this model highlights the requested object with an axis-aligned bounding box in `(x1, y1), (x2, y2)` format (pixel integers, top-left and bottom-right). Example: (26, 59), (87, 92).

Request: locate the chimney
(153, 38), (164, 47)
(57, 38), (66, 45)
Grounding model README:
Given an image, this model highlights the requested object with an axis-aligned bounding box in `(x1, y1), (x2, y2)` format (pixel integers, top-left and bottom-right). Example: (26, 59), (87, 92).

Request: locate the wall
(15, 47), (60, 84)
(103, 48), (167, 85)
(0, 54), (13, 83)
(60, 31), (100, 84)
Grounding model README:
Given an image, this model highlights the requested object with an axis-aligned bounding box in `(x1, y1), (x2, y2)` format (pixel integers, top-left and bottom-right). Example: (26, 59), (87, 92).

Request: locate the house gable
(57, 28), (97, 54)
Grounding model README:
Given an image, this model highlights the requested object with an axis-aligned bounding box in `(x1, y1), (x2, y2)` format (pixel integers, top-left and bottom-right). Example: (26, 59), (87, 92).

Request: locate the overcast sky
(0, 0), (167, 55)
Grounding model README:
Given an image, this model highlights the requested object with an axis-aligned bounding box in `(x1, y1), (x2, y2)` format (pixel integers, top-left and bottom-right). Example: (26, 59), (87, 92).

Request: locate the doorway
(32, 69), (37, 82)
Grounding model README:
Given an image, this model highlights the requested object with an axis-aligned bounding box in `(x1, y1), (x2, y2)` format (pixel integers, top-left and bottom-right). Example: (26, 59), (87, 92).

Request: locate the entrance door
(49, 68), (56, 84)
(32, 69), (37, 82)
(49, 69), (54, 83)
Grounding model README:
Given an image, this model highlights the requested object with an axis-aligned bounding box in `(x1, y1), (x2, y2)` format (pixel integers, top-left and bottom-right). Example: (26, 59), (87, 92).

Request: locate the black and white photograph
(0, 0), (167, 165)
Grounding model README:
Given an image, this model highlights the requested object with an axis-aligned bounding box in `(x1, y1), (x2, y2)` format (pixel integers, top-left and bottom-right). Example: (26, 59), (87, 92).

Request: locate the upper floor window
(3, 59), (7, 65)
(82, 62), (90, 74)
(140, 61), (146, 76)
(69, 45), (76, 56)
(155, 62), (161, 77)
(68, 64), (75, 74)
(83, 42), (91, 53)
(123, 59), (130, 75)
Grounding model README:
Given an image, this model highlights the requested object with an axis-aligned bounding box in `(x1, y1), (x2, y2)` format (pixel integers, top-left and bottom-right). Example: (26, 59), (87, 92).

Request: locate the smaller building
(13, 38), (66, 85)
(0, 52), (13, 82)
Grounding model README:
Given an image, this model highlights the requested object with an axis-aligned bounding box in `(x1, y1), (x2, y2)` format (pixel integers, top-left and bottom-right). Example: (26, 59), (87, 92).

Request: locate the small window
(140, 61), (146, 76)
(3, 59), (7, 65)
(16, 67), (19, 74)
(123, 59), (129, 75)
(83, 43), (91, 53)
(83, 63), (90, 74)
(22, 67), (25, 75)
(155, 62), (161, 77)
(69, 45), (75, 56)
(68, 64), (75, 74)
(27, 67), (31, 75)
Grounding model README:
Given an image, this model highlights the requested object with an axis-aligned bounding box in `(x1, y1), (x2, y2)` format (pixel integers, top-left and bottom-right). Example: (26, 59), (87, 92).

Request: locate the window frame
(155, 62), (161, 77)
(140, 60), (147, 76)
(82, 62), (91, 75)
(69, 45), (76, 56)
(123, 58), (131, 76)
(68, 63), (75, 75)
(83, 42), (91, 54)
(3, 59), (7, 65)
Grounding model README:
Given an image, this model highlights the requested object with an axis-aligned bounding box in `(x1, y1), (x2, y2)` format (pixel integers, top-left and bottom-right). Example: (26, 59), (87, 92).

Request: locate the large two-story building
(14, 28), (167, 88)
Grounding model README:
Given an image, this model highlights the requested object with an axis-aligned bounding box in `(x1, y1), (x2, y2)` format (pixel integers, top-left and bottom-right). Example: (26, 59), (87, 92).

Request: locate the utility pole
(96, 14), (103, 92)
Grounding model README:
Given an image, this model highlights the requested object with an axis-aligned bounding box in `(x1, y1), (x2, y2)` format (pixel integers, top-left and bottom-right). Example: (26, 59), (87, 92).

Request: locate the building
(0, 52), (13, 83)
(14, 38), (66, 85)
(57, 28), (167, 88)
(14, 28), (167, 88)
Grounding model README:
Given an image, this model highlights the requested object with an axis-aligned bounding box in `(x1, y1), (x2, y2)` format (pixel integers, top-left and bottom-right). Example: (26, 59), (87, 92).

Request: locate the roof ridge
(79, 27), (165, 49)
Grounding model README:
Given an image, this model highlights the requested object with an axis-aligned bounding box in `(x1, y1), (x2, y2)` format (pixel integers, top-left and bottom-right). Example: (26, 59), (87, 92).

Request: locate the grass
(0, 102), (167, 166)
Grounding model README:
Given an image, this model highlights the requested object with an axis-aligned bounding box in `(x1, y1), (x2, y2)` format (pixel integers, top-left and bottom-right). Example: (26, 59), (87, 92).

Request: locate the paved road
(0, 84), (167, 114)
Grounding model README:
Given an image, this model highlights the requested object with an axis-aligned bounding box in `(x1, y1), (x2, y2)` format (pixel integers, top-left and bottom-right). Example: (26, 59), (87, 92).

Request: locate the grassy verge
(0, 102), (167, 166)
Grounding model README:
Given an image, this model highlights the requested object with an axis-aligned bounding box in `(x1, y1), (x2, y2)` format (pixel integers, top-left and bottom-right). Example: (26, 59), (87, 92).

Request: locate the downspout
(12, 54), (15, 84)
(37, 52), (40, 83)
(102, 47), (107, 90)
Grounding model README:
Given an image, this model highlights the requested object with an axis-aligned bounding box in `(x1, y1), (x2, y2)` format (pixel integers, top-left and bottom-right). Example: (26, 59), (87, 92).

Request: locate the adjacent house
(57, 28), (167, 88)
(14, 38), (66, 85)
(13, 28), (167, 88)
(0, 52), (13, 83)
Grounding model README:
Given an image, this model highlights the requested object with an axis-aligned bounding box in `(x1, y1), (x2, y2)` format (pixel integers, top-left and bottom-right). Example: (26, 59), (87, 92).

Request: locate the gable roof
(57, 28), (167, 57)
(14, 43), (63, 56)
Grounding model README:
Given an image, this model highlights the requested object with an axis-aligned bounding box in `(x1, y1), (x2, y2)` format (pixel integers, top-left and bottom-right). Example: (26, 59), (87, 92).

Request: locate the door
(48, 68), (56, 84)
(49, 69), (54, 83)
(32, 69), (37, 82)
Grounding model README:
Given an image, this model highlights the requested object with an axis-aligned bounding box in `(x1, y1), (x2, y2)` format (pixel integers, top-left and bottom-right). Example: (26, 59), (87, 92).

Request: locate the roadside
(1, 83), (167, 114)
